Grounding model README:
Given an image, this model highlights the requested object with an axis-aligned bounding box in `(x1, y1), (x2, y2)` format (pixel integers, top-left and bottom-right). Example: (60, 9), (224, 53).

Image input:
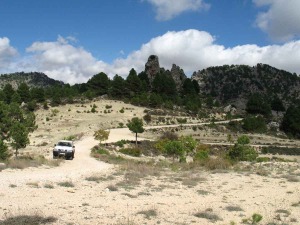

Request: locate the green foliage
(228, 135), (258, 161)
(194, 150), (209, 162)
(126, 68), (142, 96)
(17, 83), (31, 103)
(261, 146), (300, 155)
(3, 83), (15, 104)
(63, 135), (76, 141)
(271, 96), (285, 112)
(94, 147), (109, 155)
(152, 72), (177, 98)
(176, 118), (187, 124)
(87, 72), (110, 96)
(119, 148), (141, 157)
(237, 135), (250, 145)
(115, 140), (127, 147)
(164, 140), (185, 162)
(179, 135), (197, 154)
(0, 102), (36, 158)
(110, 74), (126, 98)
(246, 93), (271, 116)
(155, 135), (198, 162)
(143, 114), (151, 124)
(10, 122), (30, 157)
(127, 117), (144, 145)
(242, 116), (267, 133)
(280, 105), (300, 138)
(0, 139), (10, 161)
(149, 93), (163, 108)
(94, 129), (110, 144)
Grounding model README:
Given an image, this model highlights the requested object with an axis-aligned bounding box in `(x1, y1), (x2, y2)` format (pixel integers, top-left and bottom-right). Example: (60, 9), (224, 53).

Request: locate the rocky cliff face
(144, 55), (186, 90)
(191, 63), (300, 106)
(145, 55), (160, 85)
(0, 72), (64, 89)
(170, 64), (187, 91)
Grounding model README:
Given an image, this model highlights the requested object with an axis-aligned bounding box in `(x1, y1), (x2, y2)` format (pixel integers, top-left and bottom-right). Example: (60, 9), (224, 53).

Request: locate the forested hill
(192, 63), (300, 106)
(0, 72), (64, 89)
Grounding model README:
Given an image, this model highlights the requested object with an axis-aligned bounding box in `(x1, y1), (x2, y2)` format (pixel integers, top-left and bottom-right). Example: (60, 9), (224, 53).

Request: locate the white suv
(53, 140), (75, 160)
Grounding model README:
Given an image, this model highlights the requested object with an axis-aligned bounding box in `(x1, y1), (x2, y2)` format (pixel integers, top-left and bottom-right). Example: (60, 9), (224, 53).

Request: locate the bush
(194, 150), (209, 162)
(115, 140), (127, 148)
(177, 118), (187, 124)
(119, 148), (141, 157)
(242, 115), (267, 133)
(228, 144), (258, 161)
(0, 140), (10, 161)
(96, 148), (109, 155)
(227, 135), (258, 161)
(261, 146), (300, 155)
(143, 114), (151, 124)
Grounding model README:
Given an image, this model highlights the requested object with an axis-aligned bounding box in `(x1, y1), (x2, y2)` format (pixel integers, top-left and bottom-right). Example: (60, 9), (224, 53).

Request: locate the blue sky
(1, 0), (300, 84)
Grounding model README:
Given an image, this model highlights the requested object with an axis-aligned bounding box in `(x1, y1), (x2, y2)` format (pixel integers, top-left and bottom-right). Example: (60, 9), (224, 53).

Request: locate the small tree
(127, 117), (144, 146)
(94, 129), (110, 145)
(179, 135), (197, 155)
(228, 135), (257, 161)
(10, 122), (29, 158)
(164, 140), (185, 162)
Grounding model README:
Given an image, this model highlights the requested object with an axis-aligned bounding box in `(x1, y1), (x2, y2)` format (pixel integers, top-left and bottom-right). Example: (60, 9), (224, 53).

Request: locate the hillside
(0, 72), (64, 89)
(192, 63), (300, 107)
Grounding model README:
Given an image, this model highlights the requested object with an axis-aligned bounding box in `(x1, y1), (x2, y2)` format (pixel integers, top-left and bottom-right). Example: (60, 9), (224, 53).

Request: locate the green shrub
(194, 150), (209, 162)
(105, 105), (112, 109)
(256, 157), (270, 162)
(96, 148), (109, 155)
(63, 135), (76, 141)
(228, 144), (258, 161)
(242, 115), (267, 133)
(0, 140), (10, 161)
(177, 118), (187, 124)
(261, 146), (300, 155)
(119, 148), (141, 157)
(227, 135), (258, 161)
(143, 114), (151, 123)
(115, 140), (127, 148)
(119, 108), (124, 113)
(91, 107), (96, 113)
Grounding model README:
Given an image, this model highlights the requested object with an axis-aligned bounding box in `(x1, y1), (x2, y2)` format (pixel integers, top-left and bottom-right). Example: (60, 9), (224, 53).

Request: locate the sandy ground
(0, 99), (300, 225)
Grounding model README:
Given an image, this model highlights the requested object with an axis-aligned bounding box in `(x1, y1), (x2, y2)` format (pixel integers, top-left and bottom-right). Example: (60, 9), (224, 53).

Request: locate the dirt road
(0, 136), (112, 189)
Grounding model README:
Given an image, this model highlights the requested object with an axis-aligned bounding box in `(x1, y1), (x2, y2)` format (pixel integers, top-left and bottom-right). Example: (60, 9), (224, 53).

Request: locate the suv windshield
(58, 142), (72, 147)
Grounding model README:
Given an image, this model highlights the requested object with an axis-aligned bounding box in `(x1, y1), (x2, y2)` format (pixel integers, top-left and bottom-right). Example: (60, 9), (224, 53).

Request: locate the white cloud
(1, 31), (300, 84)
(145, 0), (210, 21)
(0, 37), (18, 68)
(113, 29), (300, 76)
(254, 0), (300, 41)
(25, 36), (109, 84)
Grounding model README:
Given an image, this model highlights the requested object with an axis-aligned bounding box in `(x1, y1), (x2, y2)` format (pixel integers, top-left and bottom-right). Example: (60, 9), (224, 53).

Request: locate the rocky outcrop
(145, 55), (160, 85)
(191, 63), (300, 106)
(0, 72), (64, 89)
(170, 64), (187, 91)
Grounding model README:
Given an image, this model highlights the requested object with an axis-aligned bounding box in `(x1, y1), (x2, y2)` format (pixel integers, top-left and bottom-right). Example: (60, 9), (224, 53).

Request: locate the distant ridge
(0, 72), (64, 89)
(191, 63), (300, 107)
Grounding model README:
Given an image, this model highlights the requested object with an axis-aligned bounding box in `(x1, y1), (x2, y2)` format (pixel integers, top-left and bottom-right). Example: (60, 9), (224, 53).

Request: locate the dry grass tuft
(0, 213), (57, 225)
(137, 208), (157, 220)
(4, 155), (63, 170)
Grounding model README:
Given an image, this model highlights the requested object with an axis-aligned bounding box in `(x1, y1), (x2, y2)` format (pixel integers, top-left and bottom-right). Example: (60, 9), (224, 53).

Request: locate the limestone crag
(145, 55), (160, 85)
(170, 64), (187, 91)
